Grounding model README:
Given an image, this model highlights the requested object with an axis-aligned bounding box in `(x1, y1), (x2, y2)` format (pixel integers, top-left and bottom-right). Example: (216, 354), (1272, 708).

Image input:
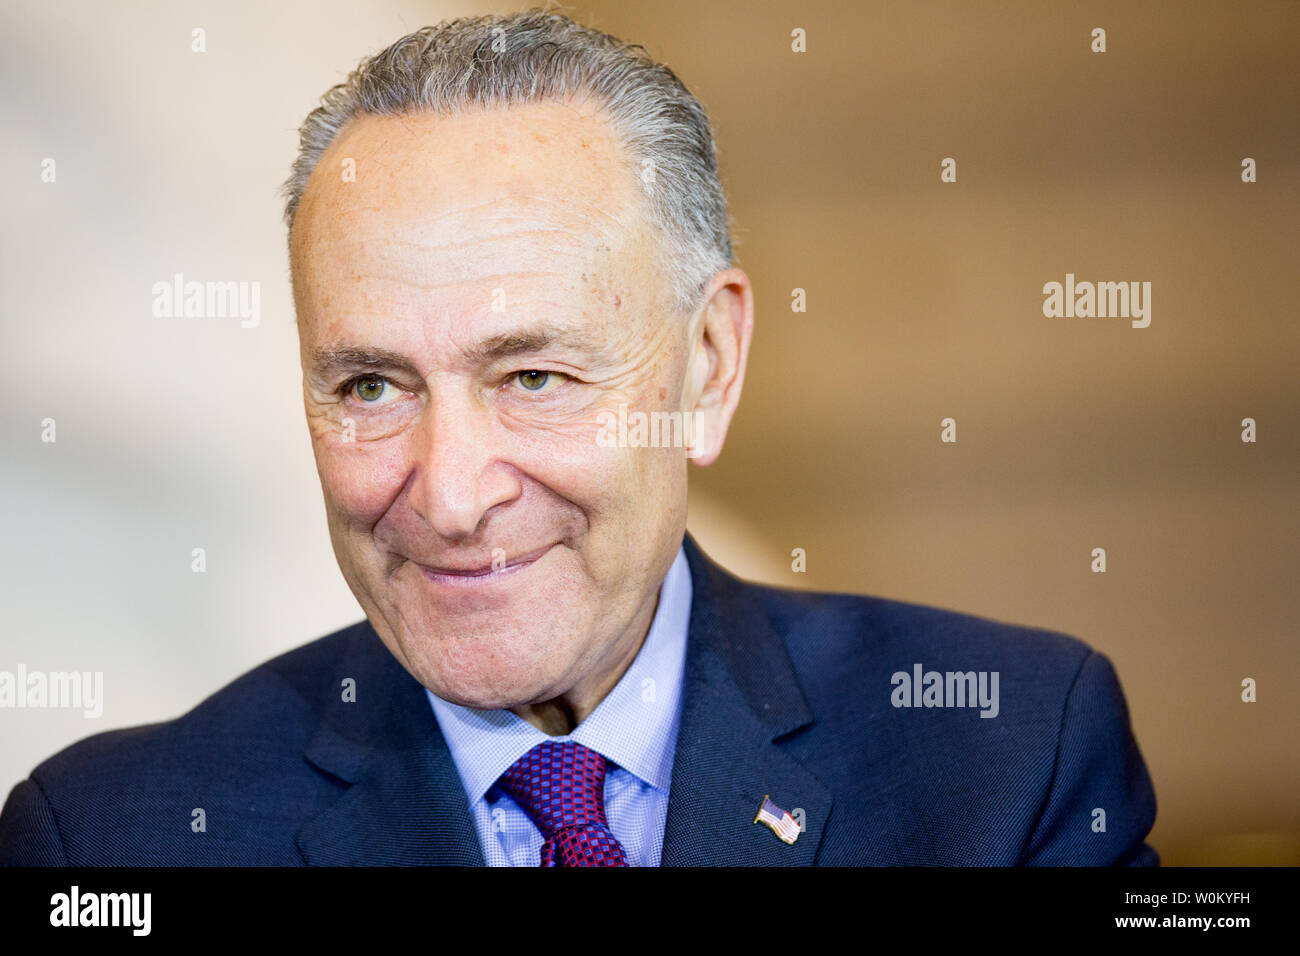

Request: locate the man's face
(290, 98), (699, 713)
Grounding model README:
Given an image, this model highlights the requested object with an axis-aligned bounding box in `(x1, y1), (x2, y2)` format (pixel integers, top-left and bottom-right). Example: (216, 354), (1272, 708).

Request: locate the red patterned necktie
(497, 740), (630, 867)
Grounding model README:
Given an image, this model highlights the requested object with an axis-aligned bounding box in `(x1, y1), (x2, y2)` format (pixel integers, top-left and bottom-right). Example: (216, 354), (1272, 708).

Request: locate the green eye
(353, 375), (388, 402)
(516, 370), (550, 391)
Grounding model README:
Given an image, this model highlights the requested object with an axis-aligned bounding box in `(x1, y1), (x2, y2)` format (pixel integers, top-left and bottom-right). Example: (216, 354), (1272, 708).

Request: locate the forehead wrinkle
(408, 192), (636, 233)
(344, 270), (575, 293)
(317, 204), (633, 258)
(311, 218), (628, 288)
(312, 226), (634, 313)
(320, 229), (593, 258)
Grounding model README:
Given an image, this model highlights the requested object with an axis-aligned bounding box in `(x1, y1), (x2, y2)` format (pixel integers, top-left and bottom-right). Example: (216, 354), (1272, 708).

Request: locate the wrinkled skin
(290, 97), (753, 734)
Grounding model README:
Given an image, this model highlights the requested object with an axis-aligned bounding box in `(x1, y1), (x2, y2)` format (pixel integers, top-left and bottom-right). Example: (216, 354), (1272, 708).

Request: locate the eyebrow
(309, 346), (421, 380)
(309, 325), (609, 379)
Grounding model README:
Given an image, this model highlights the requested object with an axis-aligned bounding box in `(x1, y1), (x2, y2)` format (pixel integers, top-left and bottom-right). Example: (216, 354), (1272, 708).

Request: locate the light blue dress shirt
(426, 545), (692, 866)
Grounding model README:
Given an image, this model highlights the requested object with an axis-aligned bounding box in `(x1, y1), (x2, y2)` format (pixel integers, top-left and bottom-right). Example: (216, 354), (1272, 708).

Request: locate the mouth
(412, 543), (555, 587)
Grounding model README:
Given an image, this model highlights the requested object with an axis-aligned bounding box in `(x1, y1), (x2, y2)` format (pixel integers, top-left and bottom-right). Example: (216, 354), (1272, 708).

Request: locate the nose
(406, 386), (521, 541)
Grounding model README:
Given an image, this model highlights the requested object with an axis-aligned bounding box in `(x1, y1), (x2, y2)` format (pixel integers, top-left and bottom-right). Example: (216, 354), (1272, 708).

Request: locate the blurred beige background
(1, 0), (1296, 865)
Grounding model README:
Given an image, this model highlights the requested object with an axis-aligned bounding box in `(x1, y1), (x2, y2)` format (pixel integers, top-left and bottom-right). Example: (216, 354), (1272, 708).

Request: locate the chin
(390, 613), (578, 710)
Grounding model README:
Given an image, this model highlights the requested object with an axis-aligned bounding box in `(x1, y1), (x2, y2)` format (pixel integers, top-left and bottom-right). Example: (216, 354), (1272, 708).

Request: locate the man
(0, 10), (1157, 866)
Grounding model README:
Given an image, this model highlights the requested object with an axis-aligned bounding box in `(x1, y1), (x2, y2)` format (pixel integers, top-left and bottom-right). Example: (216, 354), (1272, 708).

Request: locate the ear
(683, 268), (754, 467)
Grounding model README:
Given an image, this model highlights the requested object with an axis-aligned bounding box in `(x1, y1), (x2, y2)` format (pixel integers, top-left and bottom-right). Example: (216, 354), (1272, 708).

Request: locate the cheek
(314, 433), (410, 527)
(628, 448), (686, 525)
(509, 410), (624, 506)
(553, 442), (684, 554)
(532, 409), (686, 530)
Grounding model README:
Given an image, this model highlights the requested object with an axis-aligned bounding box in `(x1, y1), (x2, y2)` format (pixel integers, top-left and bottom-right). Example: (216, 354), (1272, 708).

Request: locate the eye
(514, 370), (553, 392)
(349, 374), (398, 404)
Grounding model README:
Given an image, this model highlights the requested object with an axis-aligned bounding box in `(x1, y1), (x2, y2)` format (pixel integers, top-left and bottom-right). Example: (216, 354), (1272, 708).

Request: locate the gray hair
(282, 8), (733, 314)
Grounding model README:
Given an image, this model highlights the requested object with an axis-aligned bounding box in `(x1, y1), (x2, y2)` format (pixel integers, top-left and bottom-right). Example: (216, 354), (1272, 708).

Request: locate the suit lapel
(660, 536), (833, 865)
(296, 622), (485, 866)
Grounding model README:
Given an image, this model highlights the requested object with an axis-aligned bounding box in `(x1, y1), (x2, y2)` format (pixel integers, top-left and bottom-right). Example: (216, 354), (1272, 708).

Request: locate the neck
(512, 591), (660, 736)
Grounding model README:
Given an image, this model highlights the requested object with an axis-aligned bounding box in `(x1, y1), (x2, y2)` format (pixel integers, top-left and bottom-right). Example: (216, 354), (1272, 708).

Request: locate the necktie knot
(497, 740), (629, 866)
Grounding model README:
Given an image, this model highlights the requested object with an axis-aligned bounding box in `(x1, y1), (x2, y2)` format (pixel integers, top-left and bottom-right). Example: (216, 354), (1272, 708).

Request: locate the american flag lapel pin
(753, 795), (801, 845)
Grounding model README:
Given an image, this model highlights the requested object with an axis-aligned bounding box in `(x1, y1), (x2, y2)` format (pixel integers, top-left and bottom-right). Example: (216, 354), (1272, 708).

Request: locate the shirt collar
(426, 544), (692, 802)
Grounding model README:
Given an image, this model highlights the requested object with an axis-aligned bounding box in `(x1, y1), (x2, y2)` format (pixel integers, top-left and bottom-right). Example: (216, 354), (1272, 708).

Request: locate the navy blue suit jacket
(0, 535), (1158, 865)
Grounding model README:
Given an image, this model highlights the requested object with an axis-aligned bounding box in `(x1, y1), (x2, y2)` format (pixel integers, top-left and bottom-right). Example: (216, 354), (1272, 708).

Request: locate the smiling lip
(413, 544), (555, 586)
